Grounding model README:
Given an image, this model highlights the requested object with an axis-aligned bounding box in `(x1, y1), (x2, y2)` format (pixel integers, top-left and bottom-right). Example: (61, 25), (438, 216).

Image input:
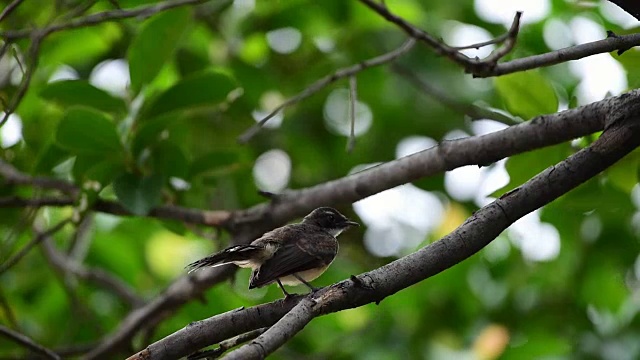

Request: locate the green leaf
(74, 156), (125, 186)
(40, 80), (127, 114)
(55, 107), (124, 156)
(113, 173), (165, 215)
(33, 143), (70, 174)
(152, 141), (189, 179)
(128, 7), (191, 93)
(616, 49), (640, 89)
(131, 114), (178, 156)
(606, 148), (640, 194)
(190, 151), (240, 177)
(494, 70), (558, 119)
(580, 259), (628, 311)
(176, 48), (210, 77)
(39, 24), (121, 65)
(144, 70), (237, 118)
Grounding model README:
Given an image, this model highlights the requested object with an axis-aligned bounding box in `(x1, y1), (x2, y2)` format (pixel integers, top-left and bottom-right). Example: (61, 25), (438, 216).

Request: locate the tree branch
(359, 0), (640, 78)
(0, 159), (77, 194)
(357, 0), (522, 76)
(0, 218), (71, 276)
(40, 233), (144, 308)
(185, 327), (268, 360)
(237, 38), (416, 143)
(0, 325), (60, 360)
(391, 64), (519, 124)
(85, 264), (239, 359)
(0, 0), (25, 23)
(0, 31), (43, 128)
(127, 297), (304, 360)
(223, 297), (317, 360)
(129, 99), (640, 360)
(482, 32), (640, 77)
(113, 89), (640, 359)
(0, 160), (232, 227)
(0, 0), (208, 41)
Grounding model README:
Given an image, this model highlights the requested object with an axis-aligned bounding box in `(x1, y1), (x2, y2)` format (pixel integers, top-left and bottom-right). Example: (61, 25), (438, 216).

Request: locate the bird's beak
(345, 220), (359, 227)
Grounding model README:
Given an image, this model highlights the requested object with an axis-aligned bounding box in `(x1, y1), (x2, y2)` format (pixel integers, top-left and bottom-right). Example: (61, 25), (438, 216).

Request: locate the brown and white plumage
(186, 207), (359, 296)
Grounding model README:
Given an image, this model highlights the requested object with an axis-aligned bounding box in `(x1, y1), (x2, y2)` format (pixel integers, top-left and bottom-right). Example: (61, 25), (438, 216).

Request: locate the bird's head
(303, 207), (359, 237)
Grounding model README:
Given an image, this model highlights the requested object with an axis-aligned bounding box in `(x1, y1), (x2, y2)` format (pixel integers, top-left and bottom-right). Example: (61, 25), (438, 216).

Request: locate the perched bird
(186, 207), (359, 297)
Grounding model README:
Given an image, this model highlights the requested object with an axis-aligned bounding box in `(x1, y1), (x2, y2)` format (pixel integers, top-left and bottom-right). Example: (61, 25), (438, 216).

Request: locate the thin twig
(0, 0), (206, 40)
(0, 199), (39, 267)
(58, 0), (99, 21)
(237, 38), (416, 143)
(0, 289), (18, 330)
(0, 218), (71, 276)
(482, 32), (640, 78)
(0, 325), (61, 360)
(0, 159), (78, 195)
(347, 75), (357, 153)
(0, 40), (10, 62)
(481, 12), (521, 66)
(0, 0), (210, 128)
(40, 233), (144, 307)
(357, 0), (522, 76)
(391, 64), (519, 124)
(0, 158), (232, 226)
(11, 43), (24, 75)
(0, 31), (43, 128)
(0, 0), (25, 23)
(451, 32), (511, 50)
(186, 327), (268, 360)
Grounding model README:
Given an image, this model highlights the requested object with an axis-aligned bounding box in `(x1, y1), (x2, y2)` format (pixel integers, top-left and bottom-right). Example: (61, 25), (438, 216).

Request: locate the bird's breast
(278, 264), (330, 286)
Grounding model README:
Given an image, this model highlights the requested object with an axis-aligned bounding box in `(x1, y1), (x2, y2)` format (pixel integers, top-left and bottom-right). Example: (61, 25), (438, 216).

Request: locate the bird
(185, 207), (359, 297)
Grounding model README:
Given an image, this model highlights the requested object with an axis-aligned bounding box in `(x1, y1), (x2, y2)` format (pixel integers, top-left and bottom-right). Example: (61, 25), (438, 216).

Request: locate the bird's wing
(249, 233), (337, 288)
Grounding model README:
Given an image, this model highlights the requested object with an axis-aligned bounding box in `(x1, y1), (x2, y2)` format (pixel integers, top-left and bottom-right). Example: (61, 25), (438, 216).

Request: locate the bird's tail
(185, 244), (263, 273)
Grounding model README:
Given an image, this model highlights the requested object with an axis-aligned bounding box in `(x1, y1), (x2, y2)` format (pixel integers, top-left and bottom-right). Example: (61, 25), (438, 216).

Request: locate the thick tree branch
(126, 298), (303, 360)
(223, 297), (316, 360)
(117, 89), (640, 359)
(86, 264), (239, 359)
(0, 325), (60, 360)
(231, 90), (634, 229)
(130, 100), (640, 360)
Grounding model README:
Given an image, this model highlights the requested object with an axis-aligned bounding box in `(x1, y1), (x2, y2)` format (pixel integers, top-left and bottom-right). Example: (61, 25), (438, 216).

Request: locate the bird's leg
(277, 279), (292, 299)
(293, 273), (319, 292)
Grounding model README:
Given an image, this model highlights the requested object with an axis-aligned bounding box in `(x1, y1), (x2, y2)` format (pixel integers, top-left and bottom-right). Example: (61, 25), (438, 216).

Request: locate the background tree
(1, 0), (640, 359)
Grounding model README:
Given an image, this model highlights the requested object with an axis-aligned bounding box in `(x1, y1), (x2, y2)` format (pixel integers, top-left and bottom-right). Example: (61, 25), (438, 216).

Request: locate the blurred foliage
(0, 0), (640, 359)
